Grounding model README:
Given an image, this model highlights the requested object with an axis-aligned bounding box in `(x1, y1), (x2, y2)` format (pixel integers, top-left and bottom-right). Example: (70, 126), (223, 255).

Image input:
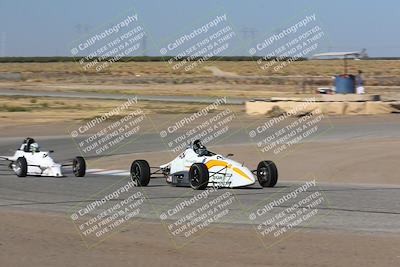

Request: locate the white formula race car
(0, 138), (86, 177)
(130, 140), (278, 190)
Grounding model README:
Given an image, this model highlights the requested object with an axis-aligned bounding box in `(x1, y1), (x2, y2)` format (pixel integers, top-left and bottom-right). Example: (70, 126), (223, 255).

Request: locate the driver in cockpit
(192, 139), (212, 156)
(20, 137), (40, 153)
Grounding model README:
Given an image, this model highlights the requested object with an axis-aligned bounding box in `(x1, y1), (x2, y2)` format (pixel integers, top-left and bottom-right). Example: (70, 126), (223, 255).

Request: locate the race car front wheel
(189, 163), (209, 190)
(73, 157), (86, 177)
(130, 160), (150, 186)
(257, 160), (278, 187)
(15, 157), (28, 177)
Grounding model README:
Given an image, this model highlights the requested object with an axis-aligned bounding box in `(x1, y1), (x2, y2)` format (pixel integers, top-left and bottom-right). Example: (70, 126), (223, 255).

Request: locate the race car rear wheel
(189, 163), (209, 190)
(130, 160), (150, 186)
(15, 157), (27, 177)
(73, 157), (86, 177)
(257, 160), (278, 187)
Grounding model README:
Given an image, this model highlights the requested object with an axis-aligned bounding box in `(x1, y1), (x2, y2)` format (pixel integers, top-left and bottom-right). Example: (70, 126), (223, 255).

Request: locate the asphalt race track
(0, 88), (245, 104)
(1, 116), (400, 235)
(0, 173), (399, 234)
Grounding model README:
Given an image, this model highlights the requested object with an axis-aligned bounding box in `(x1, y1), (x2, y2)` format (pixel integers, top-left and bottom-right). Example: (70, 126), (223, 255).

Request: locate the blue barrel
(335, 75), (355, 94)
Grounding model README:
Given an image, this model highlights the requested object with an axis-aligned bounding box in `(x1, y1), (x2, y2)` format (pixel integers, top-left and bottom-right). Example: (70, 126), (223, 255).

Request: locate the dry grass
(1, 60), (400, 76)
(0, 96), (243, 125)
(1, 60), (399, 102)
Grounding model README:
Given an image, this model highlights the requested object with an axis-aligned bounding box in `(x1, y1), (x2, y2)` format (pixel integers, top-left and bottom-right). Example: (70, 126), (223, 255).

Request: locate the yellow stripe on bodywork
(205, 160), (230, 169)
(205, 160), (252, 182)
(232, 167), (252, 181)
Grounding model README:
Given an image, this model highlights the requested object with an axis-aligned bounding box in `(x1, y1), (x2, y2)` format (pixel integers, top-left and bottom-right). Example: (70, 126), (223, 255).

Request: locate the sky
(0, 0), (399, 57)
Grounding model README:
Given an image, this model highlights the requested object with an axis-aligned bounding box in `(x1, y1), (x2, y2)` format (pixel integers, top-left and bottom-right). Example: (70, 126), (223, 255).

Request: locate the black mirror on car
(49, 150), (54, 153)
(226, 153), (234, 157)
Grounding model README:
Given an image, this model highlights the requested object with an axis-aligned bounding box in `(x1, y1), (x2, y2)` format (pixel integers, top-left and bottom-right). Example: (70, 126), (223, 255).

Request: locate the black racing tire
(130, 160), (150, 186)
(257, 160), (278, 187)
(73, 156), (86, 177)
(189, 163), (209, 190)
(15, 157), (28, 177)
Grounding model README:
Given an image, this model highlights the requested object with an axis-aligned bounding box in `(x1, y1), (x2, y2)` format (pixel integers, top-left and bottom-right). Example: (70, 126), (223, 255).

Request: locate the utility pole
(1, 32), (6, 57)
(240, 27), (257, 56)
(142, 34), (147, 56)
(240, 27), (257, 43)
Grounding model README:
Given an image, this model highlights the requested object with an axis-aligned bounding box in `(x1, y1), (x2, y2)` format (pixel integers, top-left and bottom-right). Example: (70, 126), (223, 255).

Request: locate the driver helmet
(30, 143), (40, 153)
(192, 139), (207, 155)
(22, 137), (36, 152)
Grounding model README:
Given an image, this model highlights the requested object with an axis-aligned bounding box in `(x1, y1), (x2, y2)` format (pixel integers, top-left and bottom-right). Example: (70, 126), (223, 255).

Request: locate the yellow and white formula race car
(130, 140), (278, 190)
(0, 138), (86, 178)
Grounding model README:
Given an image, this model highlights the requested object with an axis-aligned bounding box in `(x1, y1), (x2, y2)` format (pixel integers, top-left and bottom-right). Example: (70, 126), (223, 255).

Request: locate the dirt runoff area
(0, 209), (398, 267)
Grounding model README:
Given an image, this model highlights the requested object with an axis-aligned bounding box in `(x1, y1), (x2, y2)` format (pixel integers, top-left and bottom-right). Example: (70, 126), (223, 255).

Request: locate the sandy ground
(2, 81), (400, 100)
(0, 112), (398, 137)
(0, 209), (399, 267)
